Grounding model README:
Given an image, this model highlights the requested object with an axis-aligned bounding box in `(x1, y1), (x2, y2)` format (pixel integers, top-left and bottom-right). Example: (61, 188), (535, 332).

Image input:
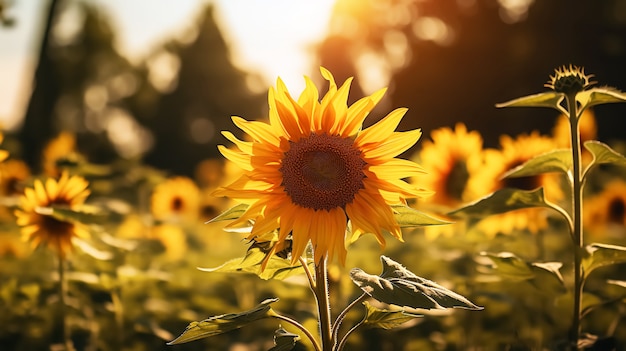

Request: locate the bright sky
(0, 0), (337, 130)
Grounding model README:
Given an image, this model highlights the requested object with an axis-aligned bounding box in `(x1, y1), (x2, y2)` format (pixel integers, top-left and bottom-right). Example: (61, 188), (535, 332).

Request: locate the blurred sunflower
(150, 176), (200, 224)
(150, 224), (187, 261)
(0, 131), (8, 163)
(467, 132), (562, 236)
(584, 179), (626, 240)
(14, 172), (91, 257)
(214, 67), (429, 265)
(0, 159), (31, 196)
(415, 123), (484, 207)
(42, 132), (79, 177)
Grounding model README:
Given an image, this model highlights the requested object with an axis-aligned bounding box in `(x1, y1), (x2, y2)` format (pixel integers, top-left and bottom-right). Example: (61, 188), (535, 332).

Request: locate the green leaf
(36, 204), (108, 225)
(495, 91), (565, 112)
(350, 256), (483, 310)
(576, 87), (626, 111)
(479, 252), (534, 280)
(582, 243), (626, 278)
(207, 203), (249, 223)
(268, 327), (300, 351)
(479, 252), (566, 294)
(584, 140), (626, 170)
(167, 298), (278, 345)
(362, 301), (423, 330)
(449, 188), (549, 217)
(502, 149), (572, 178)
(391, 204), (452, 227)
(198, 248), (309, 280)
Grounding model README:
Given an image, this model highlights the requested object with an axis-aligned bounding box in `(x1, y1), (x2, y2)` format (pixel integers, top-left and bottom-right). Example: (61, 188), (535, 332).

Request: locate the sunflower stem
(567, 92), (584, 351)
(331, 293), (367, 347)
(57, 252), (74, 351)
(314, 257), (333, 351)
(271, 312), (321, 351)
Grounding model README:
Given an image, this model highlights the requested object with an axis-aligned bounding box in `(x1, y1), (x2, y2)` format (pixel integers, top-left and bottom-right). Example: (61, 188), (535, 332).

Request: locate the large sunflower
(584, 179), (626, 240)
(14, 172), (91, 257)
(214, 68), (429, 265)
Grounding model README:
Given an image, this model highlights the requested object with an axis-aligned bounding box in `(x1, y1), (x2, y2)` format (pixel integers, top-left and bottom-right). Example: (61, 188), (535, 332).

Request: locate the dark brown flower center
(280, 133), (366, 211)
(608, 197), (625, 224)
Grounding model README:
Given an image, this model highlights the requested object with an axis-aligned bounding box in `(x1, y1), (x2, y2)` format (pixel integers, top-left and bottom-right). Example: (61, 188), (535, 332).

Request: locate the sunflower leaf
(37, 204), (109, 225)
(502, 149), (572, 178)
(362, 301), (423, 330)
(479, 252), (566, 294)
(167, 298), (278, 345)
(582, 243), (626, 279)
(268, 327), (300, 351)
(584, 140), (626, 171)
(198, 248), (309, 280)
(391, 204), (452, 227)
(207, 203), (249, 223)
(495, 91), (565, 111)
(350, 256), (483, 310)
(577, 87), (626, 111)
(449, 188), (549, 217)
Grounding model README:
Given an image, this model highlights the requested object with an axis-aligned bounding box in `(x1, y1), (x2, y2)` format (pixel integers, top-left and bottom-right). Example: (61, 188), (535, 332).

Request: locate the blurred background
(1, 0), (626, 176)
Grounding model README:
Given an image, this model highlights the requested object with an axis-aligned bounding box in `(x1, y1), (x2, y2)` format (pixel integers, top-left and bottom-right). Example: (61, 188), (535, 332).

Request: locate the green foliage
(450, 187), (549, 217)
(576, 87), (626, 111)
(198, 248), (310, 280)
(391, 204), (452, 227)
(495, 91), (566, 113)
(582, 244), (626, 279)
(584, 140), (626, 173)
(502, 149), (572, 178)
(479, 252), (566, 294)
(167, 298), (279, 345)
(361, 301), (423, 330)
(269, 327), (300, 351)
(350, 256), (483, 310)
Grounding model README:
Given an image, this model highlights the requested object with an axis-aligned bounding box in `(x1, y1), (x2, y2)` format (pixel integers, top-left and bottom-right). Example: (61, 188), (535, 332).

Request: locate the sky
(0, 0), (337, 130)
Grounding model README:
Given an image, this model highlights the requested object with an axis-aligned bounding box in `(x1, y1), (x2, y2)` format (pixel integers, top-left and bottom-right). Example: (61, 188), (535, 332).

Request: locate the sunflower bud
(545, 65), (594, 95)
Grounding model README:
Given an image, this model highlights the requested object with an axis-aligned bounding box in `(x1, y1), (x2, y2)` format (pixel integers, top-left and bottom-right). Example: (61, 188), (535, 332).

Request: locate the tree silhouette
(141, 4), (266, 176)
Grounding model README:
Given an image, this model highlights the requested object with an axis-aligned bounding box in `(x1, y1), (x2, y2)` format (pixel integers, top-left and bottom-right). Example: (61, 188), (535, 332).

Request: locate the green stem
(58, 253), (73, 351)
(336, 319), (364, 351)
(331, 293), (367, 348)
(271, 312), (321, 351)
(314, 257), (333, 351)
(567, 92), (584, 350)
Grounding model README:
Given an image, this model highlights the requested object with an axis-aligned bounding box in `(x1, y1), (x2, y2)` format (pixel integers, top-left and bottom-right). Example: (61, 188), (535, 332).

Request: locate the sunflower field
(1, 60), (626, 351)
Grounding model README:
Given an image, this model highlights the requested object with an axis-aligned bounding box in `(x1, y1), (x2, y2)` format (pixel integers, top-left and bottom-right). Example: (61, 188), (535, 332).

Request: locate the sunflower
(14, 172), (91, 257)
(584, 179), (626, 240)
(466, 132), (563, 236)
(0, 131), (8, 163)
(0, 159), (31, 196)
(150, 176), (200, 223)
(415, 123), (484, 207)
(42, 132), (78, 177)
(213, 67), (429, 265)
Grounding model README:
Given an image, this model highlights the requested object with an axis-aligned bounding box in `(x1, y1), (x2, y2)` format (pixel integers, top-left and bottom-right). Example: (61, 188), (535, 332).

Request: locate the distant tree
(317, 0), (626, 147)
(141, 4), (266, 176)
(19, 0), (137, 170)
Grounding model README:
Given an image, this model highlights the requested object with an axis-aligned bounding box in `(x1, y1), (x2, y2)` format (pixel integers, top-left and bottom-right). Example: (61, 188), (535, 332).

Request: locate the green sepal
(167, 298), (279, 345)
(198, 248), (309, 280)
(502, 149), (572, 178)
(449, 188), (549, 217)
(576, 87), (626, 111)
(582, 243), (626, 279)
(391, 204), (452, 227)
(268, 327), (300, 351)
(362, 301), (423, 330)
(350, 256), (483, 310)
(207, 203), (249, 223)
(495, 91), (565, 112)
(479, 252), (566, 294)
(583, 140), (626, 175)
